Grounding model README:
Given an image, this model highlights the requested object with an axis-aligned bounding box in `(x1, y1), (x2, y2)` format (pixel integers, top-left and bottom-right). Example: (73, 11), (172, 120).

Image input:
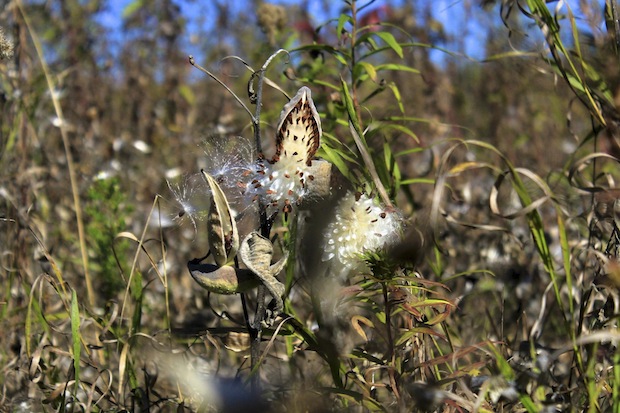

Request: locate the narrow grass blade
(71, 288), (81, 395)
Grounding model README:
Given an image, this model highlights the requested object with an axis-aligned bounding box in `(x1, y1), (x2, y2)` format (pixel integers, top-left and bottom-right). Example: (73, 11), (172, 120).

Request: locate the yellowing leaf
(356, 62), (377, 82)
(351, 315), (374, 341)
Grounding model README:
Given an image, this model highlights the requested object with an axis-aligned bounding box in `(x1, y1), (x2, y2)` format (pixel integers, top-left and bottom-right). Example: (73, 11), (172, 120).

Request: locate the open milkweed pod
(202, 170), (239, 266)
(301, 159), (332, 200)
(272, 86), (321, 166)
(188, 261), (260, 294)
(244, 86), (330, 213)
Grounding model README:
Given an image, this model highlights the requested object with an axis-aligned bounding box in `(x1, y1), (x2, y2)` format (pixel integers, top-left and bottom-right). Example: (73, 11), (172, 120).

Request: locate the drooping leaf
(239, 232), (287, 295)
(239, 232), (287, 324)
(351, 315), (374, 341)
(374, 63), (420, 74)
(354, 61), (377, 82)
(386, 82), (404, 114)
(337, 14), (353, 40)
(188, 261), (260, 294)
(291, 44), (349, 66)
(373, 31), (403, 58)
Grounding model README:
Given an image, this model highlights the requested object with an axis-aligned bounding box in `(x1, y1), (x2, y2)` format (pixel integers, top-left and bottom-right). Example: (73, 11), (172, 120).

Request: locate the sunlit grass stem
(16, 0), (95, 308)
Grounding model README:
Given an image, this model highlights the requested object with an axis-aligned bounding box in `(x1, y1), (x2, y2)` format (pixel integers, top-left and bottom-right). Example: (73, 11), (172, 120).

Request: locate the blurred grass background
(1, 0), (620, 411)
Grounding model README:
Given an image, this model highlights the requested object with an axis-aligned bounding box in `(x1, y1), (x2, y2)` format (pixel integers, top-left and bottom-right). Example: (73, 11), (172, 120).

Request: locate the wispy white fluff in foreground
(322, 192), (402, 277)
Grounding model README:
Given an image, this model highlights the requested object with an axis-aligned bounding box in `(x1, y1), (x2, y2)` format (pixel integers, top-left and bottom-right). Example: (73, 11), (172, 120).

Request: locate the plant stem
(382, 281), (394, 363)
(16, 0), (93, 307)
(189, 55), (255, 122)
(349, 1), (364, 128)
(245, 49), (288, 391)
(249, 64), (267, 391)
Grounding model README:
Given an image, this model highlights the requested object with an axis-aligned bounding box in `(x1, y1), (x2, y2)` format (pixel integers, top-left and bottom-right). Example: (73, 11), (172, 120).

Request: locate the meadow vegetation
(1, 0), (620, 411)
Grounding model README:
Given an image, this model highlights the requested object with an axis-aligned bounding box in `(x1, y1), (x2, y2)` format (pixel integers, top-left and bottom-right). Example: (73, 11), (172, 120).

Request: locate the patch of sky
(94, 0), (609, 71)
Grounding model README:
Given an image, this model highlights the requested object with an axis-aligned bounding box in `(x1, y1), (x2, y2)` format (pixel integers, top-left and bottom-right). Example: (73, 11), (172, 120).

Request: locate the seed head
(322, 192), (402, 277)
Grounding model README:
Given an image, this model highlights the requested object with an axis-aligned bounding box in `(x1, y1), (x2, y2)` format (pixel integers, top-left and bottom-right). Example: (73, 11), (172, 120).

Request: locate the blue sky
(97, 0), (608, 64)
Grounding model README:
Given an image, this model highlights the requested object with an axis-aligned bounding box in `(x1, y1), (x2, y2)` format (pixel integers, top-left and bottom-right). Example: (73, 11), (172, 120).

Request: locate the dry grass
(2, 1), (620, 412)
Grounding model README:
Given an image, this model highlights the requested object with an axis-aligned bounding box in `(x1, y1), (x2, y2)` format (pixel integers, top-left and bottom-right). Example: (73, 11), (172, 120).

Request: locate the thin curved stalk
(16, 0), (94, 307)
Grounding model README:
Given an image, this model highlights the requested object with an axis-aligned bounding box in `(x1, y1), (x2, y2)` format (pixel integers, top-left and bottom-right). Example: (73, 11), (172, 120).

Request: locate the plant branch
(348, 122), (393, 207)
(248, 49), (289, 155)
(189, 55), (255, 122)
(244, 48), (289, 391)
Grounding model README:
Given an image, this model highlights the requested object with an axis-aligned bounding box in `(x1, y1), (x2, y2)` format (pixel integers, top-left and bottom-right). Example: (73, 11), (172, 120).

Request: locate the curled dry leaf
(595, 188), (620, 224)
(240, 232), (287, 279)
(239, 231), (288, 323)
(351, 315), (374, 342)
(188, 260), (260, 294)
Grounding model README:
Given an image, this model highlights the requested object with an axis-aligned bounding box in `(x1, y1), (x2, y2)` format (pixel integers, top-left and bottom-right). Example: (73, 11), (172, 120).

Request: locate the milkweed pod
(273, 86), (322, 166)
(202, 170), (239, 266)
(302, 159), (332, 201)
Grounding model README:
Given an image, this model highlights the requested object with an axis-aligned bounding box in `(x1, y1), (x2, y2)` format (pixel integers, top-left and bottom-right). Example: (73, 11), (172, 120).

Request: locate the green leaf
(354, 32), (378, 50)
(524, 0), (607, 124)
(321, 387), (386, 412)
(383, 141), (401, 192)
(487, 338), (515, 380)
(122, 0), (144, 18)
(178, 85), (195, 105)
(349, 349), (386, 365)
(130, 270), (143, 335)
(70, 289), (81, 394)
(399, 177), (435, 185)
(395, 147), (425, 156)
(340, 79), (366, 146)
(292, 44), (349, 66)
(319, 144), (355, 182)
(375, 311), (386, 324)
(519, 394), (540, 413)
(374, 63), (420, 74)
(355, 61), (377, 82)
(337, 14), (353, 40)
(380, 123), (419, 143)
(386, 82), (404, 114)
(395, 327), (445, 346)
(320, 133), (357, 160)
(424, 308), (451, 325)
(307, 79), (341, 91)
(374, 31), (403, 58)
